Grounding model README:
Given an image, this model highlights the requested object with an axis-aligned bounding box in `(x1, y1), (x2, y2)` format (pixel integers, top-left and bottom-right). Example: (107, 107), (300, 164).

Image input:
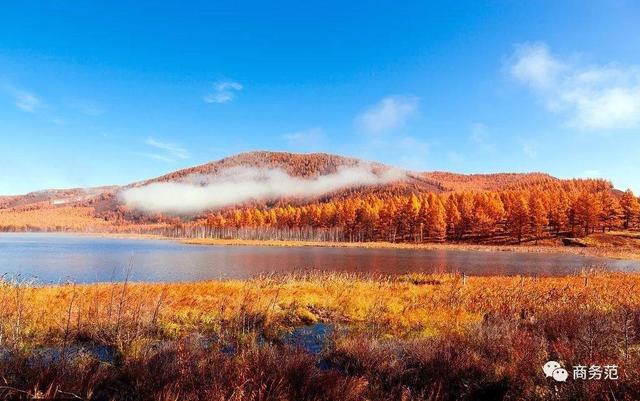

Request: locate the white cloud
(509, 43), (565, 90)
(1, 83), (41, 112)
(356, 95), (419, 134)
(143, 137), (190, 162)
(562, 84), (640, 130)
(509, 42), (640, 131)
(204, 80), (243, 104)
(120, 165), (406, 214)
(281, 127), (326, 147)
(14, 89), (40, 112)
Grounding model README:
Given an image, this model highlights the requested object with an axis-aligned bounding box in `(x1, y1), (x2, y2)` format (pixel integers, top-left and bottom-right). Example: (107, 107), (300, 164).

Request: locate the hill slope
(138, 151), (555, 191)
(1, 151), (559, 211)
(0, 151), (593, 233)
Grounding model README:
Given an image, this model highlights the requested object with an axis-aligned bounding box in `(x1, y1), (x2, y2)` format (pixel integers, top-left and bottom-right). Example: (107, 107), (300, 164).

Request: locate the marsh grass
(0, 271), (640, 400)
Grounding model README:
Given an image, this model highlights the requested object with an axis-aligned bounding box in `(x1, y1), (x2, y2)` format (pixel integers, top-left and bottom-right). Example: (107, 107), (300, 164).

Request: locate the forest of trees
(152, 180), (640, 244)
(2, 175), (640, 245)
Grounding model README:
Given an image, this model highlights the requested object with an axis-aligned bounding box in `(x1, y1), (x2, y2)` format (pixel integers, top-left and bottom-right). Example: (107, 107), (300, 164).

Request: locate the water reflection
(0, 233), (638, 283)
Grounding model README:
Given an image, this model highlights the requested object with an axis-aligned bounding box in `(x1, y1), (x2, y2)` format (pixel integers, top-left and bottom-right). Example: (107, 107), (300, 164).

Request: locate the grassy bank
(1, 272), (640, 400)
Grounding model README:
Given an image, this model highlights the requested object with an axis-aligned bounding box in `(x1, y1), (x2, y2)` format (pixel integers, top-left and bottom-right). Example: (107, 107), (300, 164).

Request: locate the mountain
(0, 151), (591, 232)
(138, 151), (556, 190)
(1, 151), (557, 209)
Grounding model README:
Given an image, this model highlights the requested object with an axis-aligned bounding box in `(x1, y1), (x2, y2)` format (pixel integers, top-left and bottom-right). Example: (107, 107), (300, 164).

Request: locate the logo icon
(552, 368), (569, 382)
(543, 361), (568, 382)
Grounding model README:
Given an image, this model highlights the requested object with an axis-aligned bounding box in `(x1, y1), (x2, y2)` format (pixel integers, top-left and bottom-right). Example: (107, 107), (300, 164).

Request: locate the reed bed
(0, 271), (639, 400)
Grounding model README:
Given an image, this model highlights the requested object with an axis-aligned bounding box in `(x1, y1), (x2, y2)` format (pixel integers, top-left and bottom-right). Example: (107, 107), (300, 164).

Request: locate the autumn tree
(599, 191), (621, 232)
(528, 191), (548, 244)
(471, 193), (504, 238)
(377, 200), (397, 242)
(426, 194), (447, 241)
(457, 192), (475, 238)
(547, 189), (569, 235)
(417, 197), (429, 242)
(445, 195), (462, 240)
(574, 191), (601, 236)
(504, 192), (529, 243)
(620, 189), (640, 229)
(397, 194), (421, 242)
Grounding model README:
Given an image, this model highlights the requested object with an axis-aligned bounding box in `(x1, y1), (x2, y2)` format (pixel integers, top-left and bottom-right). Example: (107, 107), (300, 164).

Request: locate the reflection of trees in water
(0, 234), (636, 283)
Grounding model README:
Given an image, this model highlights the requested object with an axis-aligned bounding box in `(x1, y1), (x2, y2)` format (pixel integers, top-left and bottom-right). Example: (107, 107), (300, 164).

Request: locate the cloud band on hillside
(119, 165), (405, 214)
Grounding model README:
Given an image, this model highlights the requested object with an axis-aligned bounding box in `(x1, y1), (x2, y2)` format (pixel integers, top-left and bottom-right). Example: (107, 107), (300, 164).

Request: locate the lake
(1, 233), (639, 283)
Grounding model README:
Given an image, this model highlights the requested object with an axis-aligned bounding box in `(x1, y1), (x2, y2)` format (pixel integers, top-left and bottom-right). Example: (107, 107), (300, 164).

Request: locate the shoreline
(181, 236), (640, 260)
(3, 230), (640, 261)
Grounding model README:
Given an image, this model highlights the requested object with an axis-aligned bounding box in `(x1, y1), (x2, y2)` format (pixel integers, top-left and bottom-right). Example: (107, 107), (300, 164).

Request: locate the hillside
(422, 171), (556, 192)
(2, 151), (630, 244)
(1, 151), (558, 212)
(140, 151), (555, 192)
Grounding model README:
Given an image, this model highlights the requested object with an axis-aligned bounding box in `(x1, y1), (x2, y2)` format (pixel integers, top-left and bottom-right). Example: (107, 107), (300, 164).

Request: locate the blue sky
(1, 1), (640, 195)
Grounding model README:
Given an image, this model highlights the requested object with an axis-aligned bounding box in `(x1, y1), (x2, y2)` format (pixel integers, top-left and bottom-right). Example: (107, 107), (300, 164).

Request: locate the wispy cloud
(356, 95), (419, 134)
(142, 137), (190, 163)
(10, 88), (41, 112)
(203, 80), (243, 104)
(281, 127), (326, 148)
(2, 83), (106, 116)
(509, 42), (640, 131)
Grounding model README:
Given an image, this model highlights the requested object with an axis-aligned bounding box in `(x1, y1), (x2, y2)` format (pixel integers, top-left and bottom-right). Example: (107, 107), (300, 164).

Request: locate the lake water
(1, 233), (639, 283)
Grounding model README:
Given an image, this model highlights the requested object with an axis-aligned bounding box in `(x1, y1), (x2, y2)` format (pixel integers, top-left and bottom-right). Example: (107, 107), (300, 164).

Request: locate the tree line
(175, 181), (640, 244)
(3, 177), (640, 245)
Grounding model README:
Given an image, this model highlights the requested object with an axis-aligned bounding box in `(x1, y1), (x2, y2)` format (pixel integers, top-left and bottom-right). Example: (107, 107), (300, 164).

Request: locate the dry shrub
(2, 272), (640, 400)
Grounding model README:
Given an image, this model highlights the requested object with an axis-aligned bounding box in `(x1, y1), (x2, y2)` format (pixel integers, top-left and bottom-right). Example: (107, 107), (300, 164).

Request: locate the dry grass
(1, 272), (640, 400)
(0, 205), (111, 231)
